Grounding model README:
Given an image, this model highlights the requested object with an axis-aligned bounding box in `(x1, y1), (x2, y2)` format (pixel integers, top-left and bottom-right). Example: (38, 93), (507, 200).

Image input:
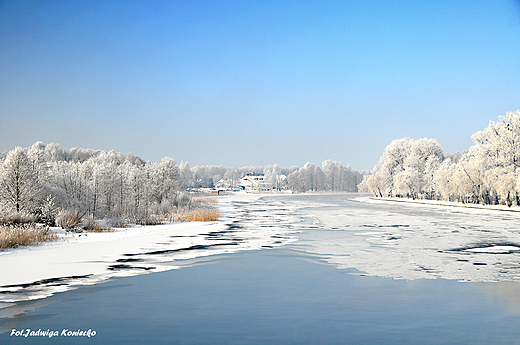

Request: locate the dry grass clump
(79, 217), (113, 233)
(106, 217), (132, 229)
(56, 211), (82, 230)
(0, 213), (38, 226)
(0, 224), (58, 250)
(168, 196), (220, 222)
(0, 211), (58, 249)
(84, 224), (115, 233)
(169, 208), (220, 222)
(82, 217), (134, 232)
(84, 223), (108, 232)
(132, 215), (163, 226)
(191, 196), (218, 205)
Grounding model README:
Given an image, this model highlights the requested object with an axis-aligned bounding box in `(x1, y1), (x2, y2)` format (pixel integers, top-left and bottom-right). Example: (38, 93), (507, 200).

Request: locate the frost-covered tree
(358, 168), (384, 197)
(486, 166), (516, 206)
(433, 159), (457, 201)
(472, 110), (520, 169)
(127, 164), (147, 215)
(94, 161), (117, 216)
(287, 163), (318, 192)
(468, 110), (520, 205)
(43, 142), (65, 162)
(341, 164), (359, 192)
(50, 161), (90, 212)
(361, 110), (520, 205)
(404, 138), (443, 199)
(191, 165), (227, 188)
(378, 137), (415, 194)
(0, 143), (188, 223)
(179, 161), (195, 189)
(322, 160), (342, 192)
(27, 141), (47, 179)
(224, 167), (241, 190)
(0, 147), (42, 212)
(362, 137), (443, 198)
(393, 169), (420, 199)
(148, 157), (180, 210)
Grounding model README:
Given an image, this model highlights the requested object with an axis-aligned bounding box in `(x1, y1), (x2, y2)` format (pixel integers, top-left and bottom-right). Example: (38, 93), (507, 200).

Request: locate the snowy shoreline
(372, 196), (520, 212)
(0, 221), (227, 304)
(0, 193), (277, 306)
(0, 192), (306, 308)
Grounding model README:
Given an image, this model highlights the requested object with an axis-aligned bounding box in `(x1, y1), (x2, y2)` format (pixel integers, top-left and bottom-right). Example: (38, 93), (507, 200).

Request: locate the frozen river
(2, 193), (520, 344)
(278, 194), (520, 282)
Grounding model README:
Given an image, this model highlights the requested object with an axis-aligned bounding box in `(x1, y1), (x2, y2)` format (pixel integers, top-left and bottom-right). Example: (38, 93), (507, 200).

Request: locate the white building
(239, 173), (266, 191)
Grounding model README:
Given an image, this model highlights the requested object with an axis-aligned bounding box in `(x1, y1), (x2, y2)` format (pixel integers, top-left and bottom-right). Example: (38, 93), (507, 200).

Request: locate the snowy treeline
(359, 110), (520, 206)
(183, 161), (364, 193)
(0, 142), (365, 225)
(180, 163), (265, 189)
(287, 161), (363, 193)
(0, 142), (183, 224)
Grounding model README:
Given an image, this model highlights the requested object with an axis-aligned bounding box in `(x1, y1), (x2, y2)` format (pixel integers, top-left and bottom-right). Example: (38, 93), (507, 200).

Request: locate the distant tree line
(181, 161), (365, 193)
(359, 110), (520, 207)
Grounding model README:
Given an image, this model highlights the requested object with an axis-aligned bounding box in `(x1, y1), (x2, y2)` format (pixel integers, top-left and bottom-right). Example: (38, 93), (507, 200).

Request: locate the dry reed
(56, 211), (81, 230)
(0, 224), (58, 250)
(191, 196), (218, 205)
(83, 223), (114, 233)
(168, 208), (220, 222)
(0, 213), (38, 226)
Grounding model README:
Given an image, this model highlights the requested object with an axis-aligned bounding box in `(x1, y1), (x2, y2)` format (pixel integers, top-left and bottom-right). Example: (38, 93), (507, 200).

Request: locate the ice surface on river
(270, 194), (520, 282)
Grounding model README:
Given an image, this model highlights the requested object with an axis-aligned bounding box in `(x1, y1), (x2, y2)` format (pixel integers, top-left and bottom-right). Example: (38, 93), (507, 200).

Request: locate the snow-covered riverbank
(373, 196), (520, 212)
(0, 221), (235, 306)
(0, 193), (300, 305)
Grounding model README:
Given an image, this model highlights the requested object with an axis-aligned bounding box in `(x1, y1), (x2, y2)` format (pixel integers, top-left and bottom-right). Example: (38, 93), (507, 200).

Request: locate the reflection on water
(482, 282), (520, 317)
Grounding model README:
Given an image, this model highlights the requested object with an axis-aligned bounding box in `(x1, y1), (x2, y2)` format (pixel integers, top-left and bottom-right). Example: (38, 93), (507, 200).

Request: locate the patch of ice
(265, 193), (520, 283)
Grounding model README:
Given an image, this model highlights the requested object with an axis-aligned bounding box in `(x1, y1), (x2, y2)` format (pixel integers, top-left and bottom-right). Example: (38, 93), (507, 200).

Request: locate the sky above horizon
(1, 0), (520, 170)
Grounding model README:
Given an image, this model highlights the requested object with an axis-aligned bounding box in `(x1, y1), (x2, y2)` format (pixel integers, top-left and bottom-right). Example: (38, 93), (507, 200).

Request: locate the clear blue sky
(1, 0), (519, 170)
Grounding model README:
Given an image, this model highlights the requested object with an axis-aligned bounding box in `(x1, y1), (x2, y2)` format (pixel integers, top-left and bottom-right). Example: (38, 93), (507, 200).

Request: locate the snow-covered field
(0, 193), (300, 306)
